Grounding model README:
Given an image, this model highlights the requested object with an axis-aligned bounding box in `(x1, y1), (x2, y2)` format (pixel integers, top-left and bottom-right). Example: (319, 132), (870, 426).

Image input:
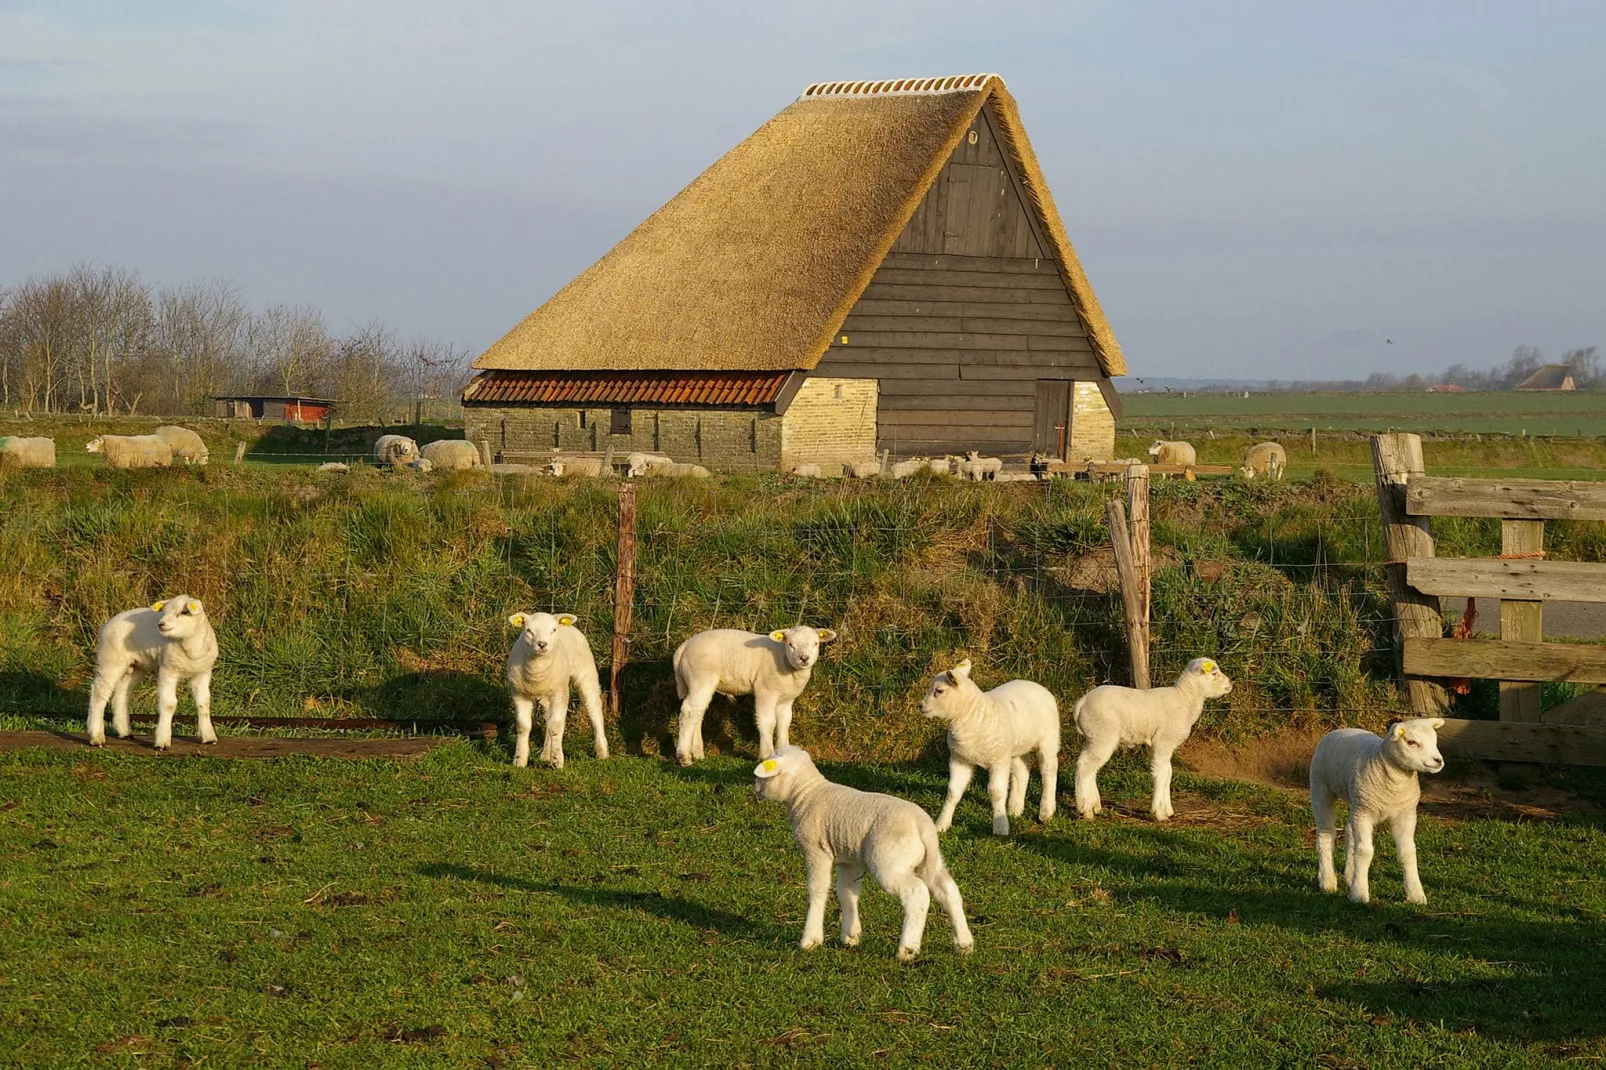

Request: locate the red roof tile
(462, 370), (791, 407)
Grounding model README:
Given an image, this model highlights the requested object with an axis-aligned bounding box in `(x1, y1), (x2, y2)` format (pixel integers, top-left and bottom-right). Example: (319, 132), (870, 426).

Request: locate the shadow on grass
(417, 862), (771, 938)
(0, 670), (86, 717)
(1101, 877), (1606, 1043)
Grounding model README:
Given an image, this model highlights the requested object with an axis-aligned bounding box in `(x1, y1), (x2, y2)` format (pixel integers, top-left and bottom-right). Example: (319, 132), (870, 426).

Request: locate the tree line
(0, 263), (473, 419)
(1261, 345), (1600, 393)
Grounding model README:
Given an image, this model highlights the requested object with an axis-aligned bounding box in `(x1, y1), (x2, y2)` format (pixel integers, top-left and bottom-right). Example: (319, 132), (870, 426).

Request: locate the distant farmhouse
(462, 73), (1125, 471)
(1515, 364), (1578, 391)
(214, 395), (333, 422)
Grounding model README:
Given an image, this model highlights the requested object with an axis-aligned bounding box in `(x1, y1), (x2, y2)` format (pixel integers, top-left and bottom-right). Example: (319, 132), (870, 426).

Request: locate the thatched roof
(1515, 364), (1576, 390)
(475, 74), (1124, 378)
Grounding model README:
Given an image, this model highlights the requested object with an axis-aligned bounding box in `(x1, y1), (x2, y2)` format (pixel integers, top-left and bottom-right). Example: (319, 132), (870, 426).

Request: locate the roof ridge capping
(798, 73), (1001, 100)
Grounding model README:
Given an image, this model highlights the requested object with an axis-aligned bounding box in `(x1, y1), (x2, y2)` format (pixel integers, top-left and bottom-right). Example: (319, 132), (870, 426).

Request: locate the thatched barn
(463, 73), (1126, 471)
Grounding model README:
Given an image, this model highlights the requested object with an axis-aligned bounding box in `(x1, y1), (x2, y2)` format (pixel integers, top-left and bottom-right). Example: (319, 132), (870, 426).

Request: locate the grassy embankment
(1122, 389), (1606, 438)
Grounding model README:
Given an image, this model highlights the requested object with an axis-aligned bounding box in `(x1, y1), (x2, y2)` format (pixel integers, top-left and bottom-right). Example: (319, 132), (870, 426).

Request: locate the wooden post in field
(1500, 519), (1544, 723)
(1125, 464), (1152, 689)
(1107, 498), (1150, 689)
(601, 442), (615, 479)
(1371, 434), (1448, 716)
(478, 440), (493, 469)
(233, 441), (247, 465)
(1311, 426), (1317, 456)
(609, 482), (638, 719)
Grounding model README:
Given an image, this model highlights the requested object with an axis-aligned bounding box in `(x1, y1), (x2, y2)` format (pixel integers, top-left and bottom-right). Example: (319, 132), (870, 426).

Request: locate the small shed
(1515, 365), (1577, 391)
(214, 396), (335, 422)
(463, 73), (1125, 471)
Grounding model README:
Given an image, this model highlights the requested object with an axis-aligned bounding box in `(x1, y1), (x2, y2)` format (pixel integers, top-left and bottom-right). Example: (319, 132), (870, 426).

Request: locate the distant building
(1426, 384), (1466, 393)
(214, 396), (334, 422)
(1515, 365), (1577, 391)
(462, 73), (1125, 471)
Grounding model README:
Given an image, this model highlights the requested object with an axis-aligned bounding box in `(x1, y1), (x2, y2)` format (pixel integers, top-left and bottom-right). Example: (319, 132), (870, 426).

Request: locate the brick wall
(779, 377), (878, 471)
(1068, 381), (1116, 462)
(464, 406), (782, 471)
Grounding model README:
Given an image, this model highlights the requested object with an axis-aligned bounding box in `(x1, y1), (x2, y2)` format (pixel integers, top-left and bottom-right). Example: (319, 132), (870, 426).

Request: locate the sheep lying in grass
(1072, 657), (1233, 821)
(420, 439), (482, 470)
(1147, 440), (1197, 466)
(407, 457), (434, 473)
(1310, 718), (1445, 905)
(1240, 441), (1286, 480)
(317, 462), (349, 473)
(0, 436), (55, 469)
(920, 658), (1059, 836)
(373, 434), (420, 466)
(504, 611), (609, 769)
(86, 434), (172, 468)
(645, 461), (711, 478)
(672, 625), (836, 765)
(754, 746), (974, 961)
(549, 455), (604, 477)
(845, 461), (880, 479)
(154, 425), (209, 465)
(626, 451), (672, 477)
(87, 597), (218, 750)
(789, 463), (824, 478)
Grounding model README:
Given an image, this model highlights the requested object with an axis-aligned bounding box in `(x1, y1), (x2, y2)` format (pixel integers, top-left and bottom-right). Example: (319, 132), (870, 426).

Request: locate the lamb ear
(1430, 718), (1445, 728)
(951, 658), (972, 680)
(556, 614), (577, 627)
(754, 757), (783, 779)
(185, 600), (201, 614)
(151, 601), (167, 612)
(1392, 724), (1407, 739)
(770, 629), (788, 642)
(815, 628), (837, 643)
(507, 613), (526, 628)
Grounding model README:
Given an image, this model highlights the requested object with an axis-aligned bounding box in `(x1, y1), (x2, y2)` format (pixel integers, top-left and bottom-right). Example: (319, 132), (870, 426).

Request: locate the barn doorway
(1032, 380), (1072, 459)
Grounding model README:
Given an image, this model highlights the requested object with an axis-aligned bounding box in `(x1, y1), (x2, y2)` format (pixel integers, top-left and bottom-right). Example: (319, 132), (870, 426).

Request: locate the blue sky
(2, 0), (1602, 378)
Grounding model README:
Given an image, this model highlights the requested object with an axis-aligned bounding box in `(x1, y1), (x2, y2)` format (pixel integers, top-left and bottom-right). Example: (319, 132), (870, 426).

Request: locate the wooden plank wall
(815, 105), (1108, 459)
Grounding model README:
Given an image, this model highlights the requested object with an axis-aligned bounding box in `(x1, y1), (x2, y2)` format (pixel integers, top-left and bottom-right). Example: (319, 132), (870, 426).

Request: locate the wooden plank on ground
(1406, 557), (1606, 602)
(0, 731), (451, 759)
(1404, 637), (1606, 684)
(1407, 477), (1606, 521)
(1434, 718), (1606, 766)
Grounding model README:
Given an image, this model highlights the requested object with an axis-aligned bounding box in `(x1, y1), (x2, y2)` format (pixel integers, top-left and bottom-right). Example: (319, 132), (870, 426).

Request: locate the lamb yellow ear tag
(508, 613), (525, 628)
(186, 600), (200, 614)
(151, 601), (166, 612)
(558, 615), (576, 626)
(1393, 724), (1407, 739)
(770, 630), (787, 642)
(756, 758), (780, 778)
(1200, 659), (1216, 674)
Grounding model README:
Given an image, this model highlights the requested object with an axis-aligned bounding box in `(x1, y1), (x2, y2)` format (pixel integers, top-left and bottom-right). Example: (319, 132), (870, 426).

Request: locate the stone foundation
(1068, 381), (1116, 462)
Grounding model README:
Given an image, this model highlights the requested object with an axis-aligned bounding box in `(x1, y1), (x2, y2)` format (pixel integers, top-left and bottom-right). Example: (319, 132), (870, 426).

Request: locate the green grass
(1122, 390), (1606, 438)
(2, 745), (1603, 1067)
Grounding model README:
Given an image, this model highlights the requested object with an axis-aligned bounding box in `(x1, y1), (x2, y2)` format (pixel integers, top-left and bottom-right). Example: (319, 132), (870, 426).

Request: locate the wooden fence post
(233, 441), (247, 465)
(1500, 519), (1544, 723)
(1125, 464), (1152, 689)
(1107, 498), (1150, 689)
(1371, 434), (1448, 716)
(609, 482), (637, 719)
(478, 439), (493, 469)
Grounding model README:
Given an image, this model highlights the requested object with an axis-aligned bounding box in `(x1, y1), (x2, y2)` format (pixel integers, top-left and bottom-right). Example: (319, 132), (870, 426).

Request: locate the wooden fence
(1372, 433), (1606, 765)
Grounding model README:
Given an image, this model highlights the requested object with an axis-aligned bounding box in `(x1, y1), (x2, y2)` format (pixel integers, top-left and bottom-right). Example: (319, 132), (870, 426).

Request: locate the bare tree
(1563, 346), (1598, 388)
(247, 304), (332, 397)
(152, 279), (250, 414)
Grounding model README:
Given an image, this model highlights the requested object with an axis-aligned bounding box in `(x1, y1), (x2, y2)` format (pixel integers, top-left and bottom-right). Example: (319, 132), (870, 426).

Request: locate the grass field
(3, 744), (1604, 1067)
(1121, 390), (1606, 438)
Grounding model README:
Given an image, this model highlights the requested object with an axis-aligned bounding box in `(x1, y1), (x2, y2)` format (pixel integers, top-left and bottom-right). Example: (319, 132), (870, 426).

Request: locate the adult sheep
(0, 436), (56, 469)
(87, 596), (218, 750)
(504, 611), (609, 769)
(373, 434), (420, 466)
(154, 425), (209, 465)
(1240, 442), (1287, 480)
(86, 435), (172, 468)
(672, 624), (836, 766)
(644, 462), (710, 478)
(419, 439), (482, 470)
(1310, 718), (1445, 904)
(1147, 440), (1197, 466)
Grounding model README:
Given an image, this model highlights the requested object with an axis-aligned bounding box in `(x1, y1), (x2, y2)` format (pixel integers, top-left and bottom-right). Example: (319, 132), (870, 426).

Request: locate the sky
(2, 0), (1602, 379)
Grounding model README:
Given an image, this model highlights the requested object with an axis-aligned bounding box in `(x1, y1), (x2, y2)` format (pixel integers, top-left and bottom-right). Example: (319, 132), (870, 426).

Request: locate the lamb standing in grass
(419, 439), (482, 470)
(1147, 440), (1197, 466)
(920, 658), (1059, 836)
(1310, 719), (1445, 904)
(1073, 657), (1233, 821)
(1240, 441), (1286, 480)
(672, 625), (836, 766)
(754, 746), (975, 961)
(373, 434), (420, 466)
(504, 611), (609, 769)
(154, 425), (209, 465)
(0, 436), (55, 469)
(85, 434), (172, 468)
(87, 597), (218, 750)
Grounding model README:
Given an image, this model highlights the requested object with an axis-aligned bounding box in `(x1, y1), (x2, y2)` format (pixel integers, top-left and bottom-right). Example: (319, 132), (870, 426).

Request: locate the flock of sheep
(85, 595), (1448, 961)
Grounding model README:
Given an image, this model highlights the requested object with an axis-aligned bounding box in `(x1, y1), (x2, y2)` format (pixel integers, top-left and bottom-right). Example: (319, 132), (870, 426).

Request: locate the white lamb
(1072, 657), (1233, 821)
(87, 596), (218, 750)
(154, 425), (209, 465)
(645, 462), (710, 478)
(1147, 440), (1197, 466)
(504, 611), (609, 769)
(845, 460), (881, 479)
(85, 434), (172, 469)
(1240, 441), (1287, 480)
(950, 451), (1002, 481)
(407, 457), (434, 473)
(549, 455), (604, 477)
(1310, 718), (1445, 905)
(671, 625), (836, 766)
(888, 458), (932, 479)
(317, 462), (350, 473)
(626, 451), (672, 477)
(373, 434), (420, 466)
(920, 658), (1059, 836)
(420, 439), (482, 470)
(754, 746), (975, 961)
(789, 463), (824, 478)
(0, 436), (55, 469)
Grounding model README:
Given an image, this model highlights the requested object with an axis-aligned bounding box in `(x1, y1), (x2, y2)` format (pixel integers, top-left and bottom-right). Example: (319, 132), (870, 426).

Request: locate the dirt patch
(1180, 728), (1323, 790)
(1418, 772), (1603, 824)
(1057, 546), (1183, 595)
(1090, 796), (1276, 832)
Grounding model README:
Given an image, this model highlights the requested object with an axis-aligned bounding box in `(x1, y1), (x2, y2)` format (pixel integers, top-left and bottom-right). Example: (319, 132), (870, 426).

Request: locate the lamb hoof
(991, 816), (1010, 836)
(154, 741), (171, 752)
(1318, 879), (1338, 894)
(955, 938), (975, 955)
(1007, 805), (1025, 819)
(841, 933), (860, 948)
(896, 946), (919, 963)
(800, 936), (823, 952)
(513, 756), (529, 769)
(199, 733), (218, 745)
(1348, 890), (1370, 905)
(88, 736), (104, 747)
(676, 752), (694, 768)
(1406, 891), (1427, 906)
